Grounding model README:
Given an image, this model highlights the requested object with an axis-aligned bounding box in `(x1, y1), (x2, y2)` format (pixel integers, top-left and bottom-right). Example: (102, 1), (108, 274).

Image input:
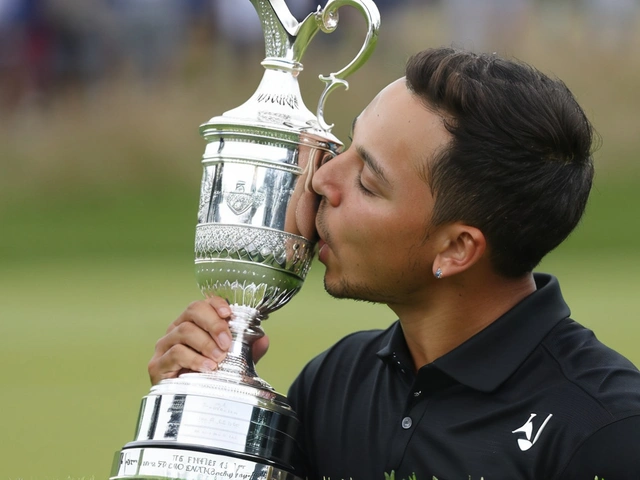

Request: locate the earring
(435, 268), (443, 279)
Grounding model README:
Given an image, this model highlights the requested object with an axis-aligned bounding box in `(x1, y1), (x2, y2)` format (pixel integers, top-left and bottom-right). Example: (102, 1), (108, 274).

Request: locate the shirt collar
(377, 273), (571, 393)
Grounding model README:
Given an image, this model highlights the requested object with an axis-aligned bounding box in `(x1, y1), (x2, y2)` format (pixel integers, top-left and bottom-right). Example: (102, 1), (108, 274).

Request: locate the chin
(323, 278), (391, 304)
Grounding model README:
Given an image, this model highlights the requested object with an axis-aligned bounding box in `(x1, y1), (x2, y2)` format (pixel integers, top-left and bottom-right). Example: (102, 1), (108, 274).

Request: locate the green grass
(2, 249), (640, 478)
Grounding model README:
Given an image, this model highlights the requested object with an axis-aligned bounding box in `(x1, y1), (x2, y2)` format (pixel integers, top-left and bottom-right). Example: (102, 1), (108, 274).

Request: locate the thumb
(252, 335), (270, 364)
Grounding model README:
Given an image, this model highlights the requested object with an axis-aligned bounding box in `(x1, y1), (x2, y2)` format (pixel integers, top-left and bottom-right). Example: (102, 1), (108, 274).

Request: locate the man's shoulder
(540, 317), (640, 418)
(559, 413), (640, 477)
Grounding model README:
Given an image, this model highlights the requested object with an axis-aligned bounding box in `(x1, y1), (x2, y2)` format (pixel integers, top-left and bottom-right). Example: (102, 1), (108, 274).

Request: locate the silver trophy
(111, 1), (379, 479)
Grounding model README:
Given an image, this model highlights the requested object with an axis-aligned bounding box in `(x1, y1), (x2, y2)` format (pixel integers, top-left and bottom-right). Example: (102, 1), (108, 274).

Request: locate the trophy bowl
(192, 124), (335, 390)
(111, 1), (379, 478)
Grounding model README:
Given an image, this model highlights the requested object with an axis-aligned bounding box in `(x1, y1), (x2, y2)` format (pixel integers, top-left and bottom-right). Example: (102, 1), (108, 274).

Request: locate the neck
(388, 271), (536, 370)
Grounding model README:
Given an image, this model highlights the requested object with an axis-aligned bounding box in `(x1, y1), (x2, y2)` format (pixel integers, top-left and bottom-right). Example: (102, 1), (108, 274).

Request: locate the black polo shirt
(288, 273), (640, 479)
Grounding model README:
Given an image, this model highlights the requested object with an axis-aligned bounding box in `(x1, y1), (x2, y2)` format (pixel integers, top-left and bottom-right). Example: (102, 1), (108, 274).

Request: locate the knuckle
(186, 300), (208, 315)
(175, 321), (199, 338)
(164, 343), (188, 362)
(206, 296), (229, 308)
(154, 334), (173, 355)
(202, 337), (219, 355)
(154, 335), (167, 350)
(208, 317), (228, 334)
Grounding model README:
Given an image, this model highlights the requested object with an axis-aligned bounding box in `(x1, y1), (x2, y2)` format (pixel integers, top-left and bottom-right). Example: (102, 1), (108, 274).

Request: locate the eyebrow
(356, 145), (391, 187)
(351, 116), (391, 187)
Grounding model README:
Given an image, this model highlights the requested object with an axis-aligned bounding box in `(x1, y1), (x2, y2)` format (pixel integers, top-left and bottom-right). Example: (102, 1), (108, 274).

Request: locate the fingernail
(211, 348), (225, 361)
(201, 360), (217, 373)
(219, 306), (231, 317)
(217, 332), (232, 350)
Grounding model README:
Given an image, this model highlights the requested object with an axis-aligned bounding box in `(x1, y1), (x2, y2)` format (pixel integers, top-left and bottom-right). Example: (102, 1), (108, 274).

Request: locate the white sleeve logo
(511, 413), (553, 451)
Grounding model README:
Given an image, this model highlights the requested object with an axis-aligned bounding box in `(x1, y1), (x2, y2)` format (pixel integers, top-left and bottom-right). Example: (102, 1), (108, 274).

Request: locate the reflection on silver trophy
(111, 1), (379, 478)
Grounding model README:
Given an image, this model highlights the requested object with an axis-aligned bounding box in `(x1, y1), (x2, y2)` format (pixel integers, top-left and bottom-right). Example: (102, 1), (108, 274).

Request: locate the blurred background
(1, 0), (639, 477)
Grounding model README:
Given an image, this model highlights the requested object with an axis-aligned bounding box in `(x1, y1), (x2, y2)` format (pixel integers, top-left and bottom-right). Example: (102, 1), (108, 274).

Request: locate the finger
(252, 335), (270, 364)
(168, 300), (233, 353)
(156, 321), (227, 363)
(167, 300), (211, 332)
(295, 188), (321, 241)
(202, 297), (234, 351)
(149, 344), (217, 385)
(204, 296), (232, 319)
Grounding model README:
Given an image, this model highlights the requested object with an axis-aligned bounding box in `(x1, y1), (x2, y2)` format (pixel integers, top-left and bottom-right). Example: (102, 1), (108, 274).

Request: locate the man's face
(311, 78), (451, 305)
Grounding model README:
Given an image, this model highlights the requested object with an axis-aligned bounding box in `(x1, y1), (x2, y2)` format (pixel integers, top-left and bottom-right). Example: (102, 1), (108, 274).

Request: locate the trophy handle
(315, 0), (380, 131)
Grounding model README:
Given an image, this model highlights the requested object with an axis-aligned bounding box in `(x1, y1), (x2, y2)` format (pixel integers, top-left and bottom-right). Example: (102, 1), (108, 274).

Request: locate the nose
(311, 152), (343, 207)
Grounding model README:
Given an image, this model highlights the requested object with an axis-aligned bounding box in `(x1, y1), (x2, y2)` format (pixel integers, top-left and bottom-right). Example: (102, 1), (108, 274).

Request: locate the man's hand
(148, 297), (270, 385)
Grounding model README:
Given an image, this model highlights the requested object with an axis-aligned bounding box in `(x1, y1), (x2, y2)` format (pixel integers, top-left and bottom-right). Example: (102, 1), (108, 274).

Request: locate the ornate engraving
(202, 127), (300, 151)
(195, 275), (297, 312)
(202, 156), (303, 176)
(257, 110), (292, 125)
(257, 93), (299, 109)
(226, 181), (266, 216)
(201, 125), (334, 154)
(195, 223), (313, 311)
(256, 0), (288, 59)
(195, 224), (313, 277)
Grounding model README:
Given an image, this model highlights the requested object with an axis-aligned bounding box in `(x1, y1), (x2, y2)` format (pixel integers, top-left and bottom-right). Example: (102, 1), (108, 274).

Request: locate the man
(149, 48), (640, 479)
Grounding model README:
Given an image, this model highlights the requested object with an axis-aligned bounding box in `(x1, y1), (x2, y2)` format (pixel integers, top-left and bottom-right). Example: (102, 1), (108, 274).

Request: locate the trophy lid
(200, 0), (380, 146)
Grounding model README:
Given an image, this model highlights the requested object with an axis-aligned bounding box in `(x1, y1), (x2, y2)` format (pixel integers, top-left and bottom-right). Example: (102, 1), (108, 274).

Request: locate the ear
(432, 223), (486, 278)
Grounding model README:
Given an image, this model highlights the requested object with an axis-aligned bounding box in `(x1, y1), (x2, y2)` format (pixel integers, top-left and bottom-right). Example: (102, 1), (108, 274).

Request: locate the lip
(317, 239), (329, 263)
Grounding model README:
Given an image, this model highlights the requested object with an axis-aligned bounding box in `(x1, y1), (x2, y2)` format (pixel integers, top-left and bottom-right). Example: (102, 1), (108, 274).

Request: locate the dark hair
(405, 48), (596, 278)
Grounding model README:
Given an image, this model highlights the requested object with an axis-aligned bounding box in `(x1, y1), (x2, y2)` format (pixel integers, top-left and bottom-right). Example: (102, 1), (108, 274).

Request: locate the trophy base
(111, 374), (305, 480)
(111, 445), (304, 480)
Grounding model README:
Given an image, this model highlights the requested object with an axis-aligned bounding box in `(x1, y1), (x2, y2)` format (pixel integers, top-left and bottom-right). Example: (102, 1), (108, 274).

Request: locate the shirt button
(401, 417), (413, 429)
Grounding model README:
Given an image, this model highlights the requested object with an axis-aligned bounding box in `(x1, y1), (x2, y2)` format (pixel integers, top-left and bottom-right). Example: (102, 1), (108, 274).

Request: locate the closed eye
(356, 172), (375, 196)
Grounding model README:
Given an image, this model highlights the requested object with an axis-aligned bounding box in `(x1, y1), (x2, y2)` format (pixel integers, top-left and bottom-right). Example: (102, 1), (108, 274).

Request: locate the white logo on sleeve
(512, 413), (553, 451)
